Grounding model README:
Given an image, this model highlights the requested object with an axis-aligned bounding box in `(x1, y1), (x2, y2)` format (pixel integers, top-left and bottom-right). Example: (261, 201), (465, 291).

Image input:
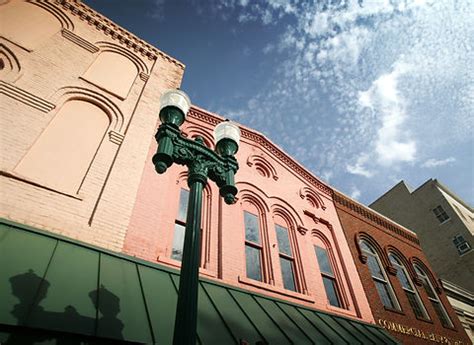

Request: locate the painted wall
(0, 0), (184, 251)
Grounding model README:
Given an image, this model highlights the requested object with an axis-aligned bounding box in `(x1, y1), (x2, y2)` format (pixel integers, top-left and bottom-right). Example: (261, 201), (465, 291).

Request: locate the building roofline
(59, 0), (185, 69)
(432, 179), (473, 211)
(368, 180), (410, 207)
(188, 105), (333, 197)
(334, 189), (420, 246)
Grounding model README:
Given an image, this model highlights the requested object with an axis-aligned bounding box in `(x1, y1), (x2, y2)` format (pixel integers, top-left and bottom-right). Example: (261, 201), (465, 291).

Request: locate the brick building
(0, 1), (469, 344)
(334, 190), (470, 344)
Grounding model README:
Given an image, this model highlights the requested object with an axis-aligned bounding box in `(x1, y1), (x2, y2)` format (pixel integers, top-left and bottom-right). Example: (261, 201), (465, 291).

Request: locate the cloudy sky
(85, 0), (473, 205)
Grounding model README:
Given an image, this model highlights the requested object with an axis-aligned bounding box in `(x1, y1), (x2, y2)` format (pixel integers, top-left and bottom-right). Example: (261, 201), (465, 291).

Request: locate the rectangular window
(453, 235), (472, 255)
(244, 212), (263, 282)
(171, 189), (190, 261)
(406, 291), (426, 319)
(375, 280), (395, 309)
(280, 257), (296, 291)
(275, 225), (296, 291)
(171, 223), (185, 261)
(245, 245), (262, 281)
(431, 300), (452, 328)
(315, 246), (342, 308)
(433, 205), (450, 223)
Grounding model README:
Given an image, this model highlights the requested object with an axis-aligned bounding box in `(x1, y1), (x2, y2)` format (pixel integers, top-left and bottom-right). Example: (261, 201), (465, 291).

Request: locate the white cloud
(346, 154), (374, 178)
(350, 186), (361, 200)
(421, 157), (456, 168)
(205, 0), (473, 202)
(359, 62), (417, 166)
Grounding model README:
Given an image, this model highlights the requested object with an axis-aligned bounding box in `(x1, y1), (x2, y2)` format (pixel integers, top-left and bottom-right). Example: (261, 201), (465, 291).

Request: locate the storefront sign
(378, 319), (465, 345)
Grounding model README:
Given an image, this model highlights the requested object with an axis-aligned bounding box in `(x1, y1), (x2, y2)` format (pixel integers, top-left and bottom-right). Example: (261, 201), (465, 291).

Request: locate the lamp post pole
(152, 90), (240, 345)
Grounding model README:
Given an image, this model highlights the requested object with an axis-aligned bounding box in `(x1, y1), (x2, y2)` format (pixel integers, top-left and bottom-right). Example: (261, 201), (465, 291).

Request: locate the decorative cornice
(61, 28), (98, 53)
(0, 81), (55, 113)
(108, 130), (124, 145)
(56, 0), (185, 69)
(334, 191), (420, 246)
(139, 72), (149, 82)
(304, 210), (333, 231)
(187, 107), (333, 197)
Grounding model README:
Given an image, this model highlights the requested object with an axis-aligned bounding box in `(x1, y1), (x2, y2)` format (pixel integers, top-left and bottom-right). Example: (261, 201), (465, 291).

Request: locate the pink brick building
(0, 1), (468, 344)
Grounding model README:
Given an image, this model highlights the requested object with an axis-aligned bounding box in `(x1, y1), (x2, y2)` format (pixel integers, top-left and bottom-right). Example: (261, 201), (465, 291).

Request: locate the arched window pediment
(246, 154), (278, 180)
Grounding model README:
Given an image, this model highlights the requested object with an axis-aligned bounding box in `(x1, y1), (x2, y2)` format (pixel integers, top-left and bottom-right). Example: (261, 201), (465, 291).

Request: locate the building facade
(334, 191), (470, 345)
(370, 179), (474, 342)
(0, 1), (470, 344)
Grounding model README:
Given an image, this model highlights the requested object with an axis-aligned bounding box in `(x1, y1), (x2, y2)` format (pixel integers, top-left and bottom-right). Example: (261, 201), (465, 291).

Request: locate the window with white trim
(170, 188), (190, 261)
(244, 211), (264, 282)
(360, 240), (400, 310)
(453, 234), (471, 255)
(414, 265), (453, 328)
(433, 205), (450, 223)
(275, 224), (296, 291)
(389, 254), (429, 320)
(315, 245), (343, 308)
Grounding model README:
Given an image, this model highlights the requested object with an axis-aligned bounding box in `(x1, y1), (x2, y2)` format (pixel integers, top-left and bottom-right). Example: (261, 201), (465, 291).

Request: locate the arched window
(389, 253), (429, 320)
(414, 265), (453, 328)
(15, 100), (110, 193)
(360, 240), (400, 310)
(314, 244), (343, 308)
(82, 51), (138, 99)
(0, 2), (62, 50)
(244, 207), (264, 282)
(274, 217), (296, 291)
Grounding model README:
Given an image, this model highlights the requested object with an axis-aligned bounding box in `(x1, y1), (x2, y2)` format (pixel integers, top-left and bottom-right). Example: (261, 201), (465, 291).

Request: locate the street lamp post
(152, 90), (240, 345)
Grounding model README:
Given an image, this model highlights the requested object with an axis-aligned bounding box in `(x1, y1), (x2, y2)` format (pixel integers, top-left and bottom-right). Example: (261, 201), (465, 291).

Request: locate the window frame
(360, 240), (401, 311)
(244, 211), (265, 282)
(432, 205), (450, 224)
(414, 264), (454, 328)
(275, 224), (297, 292)
(315, 245), (344, 308)
(389, 253), (429, 320)
(453, 234), (472, 255)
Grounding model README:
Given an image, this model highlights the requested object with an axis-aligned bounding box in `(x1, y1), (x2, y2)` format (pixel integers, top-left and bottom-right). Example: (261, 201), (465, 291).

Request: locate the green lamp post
(152, 89), (240, 345)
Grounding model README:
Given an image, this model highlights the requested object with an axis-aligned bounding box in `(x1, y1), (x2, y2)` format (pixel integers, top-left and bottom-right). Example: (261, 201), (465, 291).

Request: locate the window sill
(415, 315), (433, 324)
(325, 304), (352, 316)
(0, 170), (84, 200)
(438, 218), (451, 226)
(238, 276), (315, 303)
(157, 255), (217, 278)
(383, 306), (405, 315)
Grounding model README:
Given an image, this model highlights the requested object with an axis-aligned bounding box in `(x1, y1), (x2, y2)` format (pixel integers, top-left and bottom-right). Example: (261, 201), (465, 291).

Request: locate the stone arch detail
(356, 232), (391, 270)
(30, 1), (74, 31)
(95, 41), (148, 74)
(270, 199), (304, 230)
(411, 257), (442, 293)
(0, 1), (73, 51)
(246, 154), (278, 180)
(386, 245), (417, 280)
(14, 99), (110, 194)
(184, 125), (214, 149)
(0, 43), (21, 82)
(236, 182), (271, 214)
(52, 86), (124, 132)
(299, 186), (326, 210)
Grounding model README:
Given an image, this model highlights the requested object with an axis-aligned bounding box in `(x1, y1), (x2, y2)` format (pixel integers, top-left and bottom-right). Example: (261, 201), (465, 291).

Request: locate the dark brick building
(334, 191), (470, 345)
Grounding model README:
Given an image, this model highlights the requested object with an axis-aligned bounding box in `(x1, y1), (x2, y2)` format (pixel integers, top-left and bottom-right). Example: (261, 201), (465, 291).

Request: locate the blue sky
(85, 0), (473, 205)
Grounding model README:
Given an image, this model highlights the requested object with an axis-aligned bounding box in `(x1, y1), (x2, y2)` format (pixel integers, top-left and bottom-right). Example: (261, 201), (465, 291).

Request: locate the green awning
(0, 219), (399, 344)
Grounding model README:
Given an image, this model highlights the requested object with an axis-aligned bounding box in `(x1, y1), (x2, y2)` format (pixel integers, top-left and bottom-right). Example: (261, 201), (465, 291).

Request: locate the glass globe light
(214, 120), (241, 156)
(159, 89), (191, 117)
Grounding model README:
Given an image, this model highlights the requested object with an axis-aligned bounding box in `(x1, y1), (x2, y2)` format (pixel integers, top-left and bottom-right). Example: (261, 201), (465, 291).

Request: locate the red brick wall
(124, 106), (375, 323)
(335, 191), (470, 345)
